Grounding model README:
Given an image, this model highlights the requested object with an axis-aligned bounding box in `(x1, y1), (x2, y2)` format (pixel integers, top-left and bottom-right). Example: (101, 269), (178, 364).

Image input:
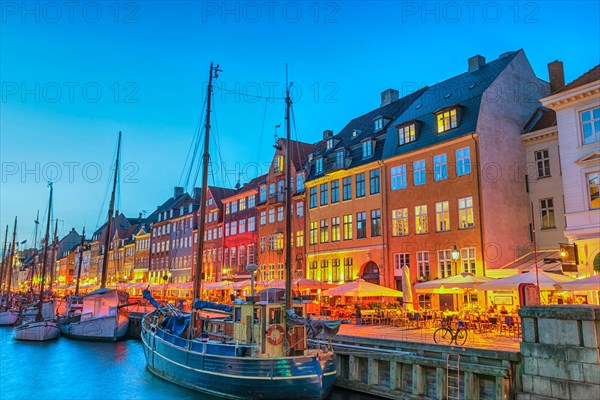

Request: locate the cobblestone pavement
(336, 323), (521, 352)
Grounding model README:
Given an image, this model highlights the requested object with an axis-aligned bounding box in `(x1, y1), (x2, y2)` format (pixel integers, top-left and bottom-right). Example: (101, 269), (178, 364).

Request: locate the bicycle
(433, 325), (468, 345)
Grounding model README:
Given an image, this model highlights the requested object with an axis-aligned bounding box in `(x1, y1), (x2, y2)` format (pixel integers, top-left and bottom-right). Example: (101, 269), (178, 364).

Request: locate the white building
(542, 64), (600, 276)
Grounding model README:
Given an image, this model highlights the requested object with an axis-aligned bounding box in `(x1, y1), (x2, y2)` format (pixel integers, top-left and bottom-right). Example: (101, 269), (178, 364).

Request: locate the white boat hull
(60, 312), (129, 342)
(0, 310), (19, 326)
(22, 301), (55, 321)
(14, 320), (60, 341)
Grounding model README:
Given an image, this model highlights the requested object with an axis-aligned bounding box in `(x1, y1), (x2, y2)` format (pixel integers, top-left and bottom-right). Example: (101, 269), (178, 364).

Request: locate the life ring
(267, 324), (285, 346)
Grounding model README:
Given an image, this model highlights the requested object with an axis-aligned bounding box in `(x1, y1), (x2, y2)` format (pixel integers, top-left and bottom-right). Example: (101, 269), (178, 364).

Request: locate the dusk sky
(1, 1), (599, 245)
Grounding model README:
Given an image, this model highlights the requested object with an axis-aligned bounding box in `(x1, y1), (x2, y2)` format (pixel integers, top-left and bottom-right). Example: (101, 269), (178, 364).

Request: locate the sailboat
(0, 218), (19, 326)
(141, 64), (337, 400)
(59, 133), (130, 341)
(14, 184), (60, 341)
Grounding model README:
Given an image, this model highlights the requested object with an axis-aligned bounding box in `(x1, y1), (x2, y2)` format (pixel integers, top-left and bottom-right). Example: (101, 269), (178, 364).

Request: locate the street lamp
(451, 245), (460, 275)
(246, 263), (258, 298)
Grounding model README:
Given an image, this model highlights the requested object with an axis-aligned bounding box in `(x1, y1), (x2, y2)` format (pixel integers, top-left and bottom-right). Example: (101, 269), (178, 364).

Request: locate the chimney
(174, 186), (184, 198)
(380, 89), (399, 107)
(548, 60), (565, 94)
(468, 55), (486, 71)
(192, 187), (202, 199)
(323, 130), (333, 140)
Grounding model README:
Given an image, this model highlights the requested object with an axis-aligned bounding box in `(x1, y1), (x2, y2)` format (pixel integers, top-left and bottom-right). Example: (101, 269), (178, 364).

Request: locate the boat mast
(6, 217), (17, 295)
(28, 211), (40, 294)
(193, 62), (220, 301)
(284, 70), (293, 312)
(49, 218), (58, 292)
(100, 132), (122, 289)
(37, 184), (53, 321)
(0, 224), (8, 293)
(75, 227), (85, 296)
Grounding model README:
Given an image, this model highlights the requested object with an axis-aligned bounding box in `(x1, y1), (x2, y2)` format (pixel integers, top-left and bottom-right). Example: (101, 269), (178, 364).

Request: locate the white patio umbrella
(478, 271), (574, 291)
(557, 275), (600, 291)
(272, 278), (336, 290)
(321, 279), (403, 297)
(402, 265), (414, 310)
(414, 272), (496, 292)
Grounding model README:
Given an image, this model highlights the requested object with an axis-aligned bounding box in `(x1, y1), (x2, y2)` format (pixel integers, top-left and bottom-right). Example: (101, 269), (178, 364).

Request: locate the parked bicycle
(433, 325), (468, 345)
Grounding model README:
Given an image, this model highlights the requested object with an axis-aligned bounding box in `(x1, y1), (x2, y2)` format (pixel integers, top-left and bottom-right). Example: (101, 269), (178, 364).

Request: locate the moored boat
(0, 310), (19, 326)
(14, 319), (60, 341)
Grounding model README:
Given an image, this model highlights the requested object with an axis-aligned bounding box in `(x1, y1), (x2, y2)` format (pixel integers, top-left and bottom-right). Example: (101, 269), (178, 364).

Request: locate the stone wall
(518, 305), (600, 400)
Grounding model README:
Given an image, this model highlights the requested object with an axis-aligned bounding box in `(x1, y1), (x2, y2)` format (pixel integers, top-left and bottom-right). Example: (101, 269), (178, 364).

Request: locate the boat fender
(267, 324), (285, 345)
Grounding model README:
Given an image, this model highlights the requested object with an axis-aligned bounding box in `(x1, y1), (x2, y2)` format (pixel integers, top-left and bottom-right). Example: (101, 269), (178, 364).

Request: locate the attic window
(326, 139), (334, 149)
(352, 129), (361, 138)
(315, 158), (323, 175)
(374, 118), (384, 132)
(398, 123), (417, 145)
(436, 108), (459, 133)
(362, 140), (373, 159)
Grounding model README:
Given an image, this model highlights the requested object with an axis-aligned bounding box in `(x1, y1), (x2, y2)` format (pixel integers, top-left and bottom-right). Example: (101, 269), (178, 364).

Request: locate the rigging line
(95, 139), (120, 230)
(256, 98), (269, 172)
(210, 89), (232, 189)
(212, 86), (286, 101)
(209, 88), (220, 187)
(185, 115), (206, 191)
(180, 94), (208, 190)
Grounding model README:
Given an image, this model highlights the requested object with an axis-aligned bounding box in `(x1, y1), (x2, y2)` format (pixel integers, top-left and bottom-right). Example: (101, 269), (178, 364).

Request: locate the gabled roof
(208, 186), (236, 208)
(554, 65), (600, 94)
(523, 107), (557, 133)
(223, 174), (268, 201)
(281, 138), (317, 171)
(382, 50), (520, 160)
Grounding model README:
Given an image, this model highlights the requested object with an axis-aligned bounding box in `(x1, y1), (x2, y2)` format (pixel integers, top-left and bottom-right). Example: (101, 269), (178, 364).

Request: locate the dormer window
(335, 150), (344, 169)
(436, 108), (459, 133)
(315, 158), (323, 175)
(352, 129), (361, 139)
(374, 118), (384, 132)
(398, 123), (417, 145)
(362, 140), (373, 159)
(326, 139), (334, 149)
(274, 155), (284, 173)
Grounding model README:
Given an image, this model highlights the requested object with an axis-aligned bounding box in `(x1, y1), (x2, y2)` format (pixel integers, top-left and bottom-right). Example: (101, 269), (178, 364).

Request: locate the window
(309, 222), (318, 245)
(277, 206), (284, 222)
(320, 219), (329, 243)
(374, 118), (383, 132)
(331, 180), (339, 203)
(580, 107), (600, 145)
(248, 217), (256, 232)
(391, 208), (408, 236)
(296, 231), (304, 247)
(268, 264), (274, 279)
(435, 201), (450, 231)
(296, 201), (304, 217)
(320, 183), (329, 206)
(239, 197), (246, 211)
(331, 217), (341, 242)
(277, 180), (284, 197)
(230, 221), (238, 235)
(326, 139), (334, 149)
(434, 154), (448, 181)
(248, 195), (255, 208)
(456, 147), (471, 176)
(343, 177), (352, 200)
(320, 260), (329, 281)
(535, 149), (551, 178)
(415, 205), (428, 234)
(356, 212), (367, 239)
(274, 155), (284, 173)
(309, 187), (317, 208)
(397, 123), (419, 146)
(362, 141), (373, 159)
(393, 253), (410, 277)
(296, 173), (305, 192)
(248, 244), (256, 264)
(587, 172), (600, 209)
(343, 215), (353, 240)
(437, 109), (458, 133)
(370, 169), (380, 194)
(540, 198), (555, 229)
(356, 173), (365, 197)
(268, 209), (275, 224)
(438, 249), (453, 278)
(259, 186), (267, 203)
(239, 219), (246, 234)
(230, 247), (237, 267)
(418, 294), (432, 309)
(413, 160), (426, 186)
(315, 158), (323, 175)
(308, 260), (318, 280)
(231, 201), (238, 213)
(390, 165), (407, 190)
(225, 223), (230, 237)
(332, 259), (341, 281)
(417, 251), (430, 279)
(458, 197), (474, 229)
(260, 237), (266, 252)
(335, 151), (344, 169)
(460, 247), (476, 274)
(343, 257), (353, 281)
(269, 183), (275, 198)
(260, 211), (266, 225)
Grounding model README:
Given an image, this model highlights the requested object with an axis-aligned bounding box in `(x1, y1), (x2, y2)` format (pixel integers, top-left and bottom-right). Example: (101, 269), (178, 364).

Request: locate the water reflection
(0, 328), (382, 400)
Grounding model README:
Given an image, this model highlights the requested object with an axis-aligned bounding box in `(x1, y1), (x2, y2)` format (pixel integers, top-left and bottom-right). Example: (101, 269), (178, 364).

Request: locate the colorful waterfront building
(133, 226), (151, 282)
(256, 138), (315, 281)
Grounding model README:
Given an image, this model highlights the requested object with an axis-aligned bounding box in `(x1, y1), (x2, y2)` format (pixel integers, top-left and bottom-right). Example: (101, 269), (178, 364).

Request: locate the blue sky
(1, 0), (599, 244)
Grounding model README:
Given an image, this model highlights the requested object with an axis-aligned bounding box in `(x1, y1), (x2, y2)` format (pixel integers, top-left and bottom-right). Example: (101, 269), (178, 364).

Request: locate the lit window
(332, 259), (341, 282)
(391, 208), (408, 236)
(587, 172), (600, 209)
(331, 217), (340, 242)
(436, 109), (458, 133)
(309, 222), (318, 245)
(435, 201), (450, 232)
(417, 251), (430, 278)
(239, 197), (246, 211)
(398, 124), (416, 145)
(296, 231), (304, 247)
(580, 107), (600, 145)
(415, 205), (428, 234)
(438, 249), (453, 278)
(540, 198), (555, 229)
(458, 196), (475, 229)
(343, 215), (352, 240)
(460, 247), (476, 274)
(320, 219), (329, 243)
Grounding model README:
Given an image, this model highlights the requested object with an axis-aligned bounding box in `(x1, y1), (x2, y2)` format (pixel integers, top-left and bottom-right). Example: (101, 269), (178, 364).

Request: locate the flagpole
(530, 202), (541, 302)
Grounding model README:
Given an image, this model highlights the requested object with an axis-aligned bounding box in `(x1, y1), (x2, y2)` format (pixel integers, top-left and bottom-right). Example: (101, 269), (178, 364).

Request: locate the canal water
(0, 327), (381, 400)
